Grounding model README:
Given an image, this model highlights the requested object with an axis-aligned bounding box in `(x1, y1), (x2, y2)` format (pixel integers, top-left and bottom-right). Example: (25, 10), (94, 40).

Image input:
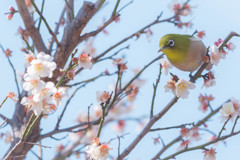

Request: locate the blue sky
(0, 0), (240, 159)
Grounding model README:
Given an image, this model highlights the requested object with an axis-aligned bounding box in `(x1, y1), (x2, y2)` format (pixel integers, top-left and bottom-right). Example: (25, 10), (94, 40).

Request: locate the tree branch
(15, 0), (49, 53)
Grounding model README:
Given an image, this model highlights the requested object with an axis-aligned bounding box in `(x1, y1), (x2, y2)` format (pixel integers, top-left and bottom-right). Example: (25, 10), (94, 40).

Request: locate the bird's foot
(189, 72), (196, 83)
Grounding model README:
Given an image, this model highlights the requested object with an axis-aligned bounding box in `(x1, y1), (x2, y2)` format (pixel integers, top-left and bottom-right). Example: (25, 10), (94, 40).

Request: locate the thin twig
(0, 118), (8, 128)
(217, 116), (231, 139)
(0, 113), (12, 127)
(150, 123), (194, 132)
(218, 32), (240, 51)
(93, 0), (189, 63)
(97, 45), (129, 63)
(65, 72), (116, 87)
(87, 104), (92, 127)
(7, 57), (21, 97)
(21, 33), (34, 53)
(25, 142), (51, 148)
(97, 95), (112, 138)
(48, 7), (65, 53)
(161, 130), (240, 160)
(37, 0), (45, 30)
(0, 96), (8, 108)
(112, 0), (121, 16)
(55, 87), (81, 130)
(30, 150), (41, 160)
(117, 136), (121, 157)
(118, 0), (133, 13)
(150, 64), (162, 118)
(231, 116), (239, 133)
(30, 0), (60, 46)
(0, 45), (21, 97)
(65, 0), (74, 20)
(21, 113), (35, 140)
(151, 99), (230, 159)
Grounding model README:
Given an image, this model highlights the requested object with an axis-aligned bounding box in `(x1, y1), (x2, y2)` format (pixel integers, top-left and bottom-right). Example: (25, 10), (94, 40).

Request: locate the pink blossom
(113, 120), (125, 132)
(210, 45), (221, 66)
(214, 39), (223, 47)
(3, 49), (12, 57)
(96, 91), (110, 103)
(189, 127), (201, 141)
(18, 27), (29, 41)
(196, 31), (206, 39)
(231, 98), (240, 116)
(153, 137), (160, 145)
(7, 13), (13, 20)
(9, 6), (15, 12)
(203, 72), (216, 88)
(164, 79), (176, 93)
(82, 38), (96, 56)
(145, 28), (153, 42)
(180, 128), (190, 138)
(7, 6), (16, 20)
(7, 91), (19, 103)
(178, 140), (190, 150)
(4, 131), (13, 144)
(56, 144), (65, 153)
(112, 58), (125, 65)
(198, 94), (214, 113)
(160, 59), (172, 75)
(93, 105), (102, 118)
(226, 42), (236, 51)
(203, 148), (216, 160)
(78, 53), (93, 69)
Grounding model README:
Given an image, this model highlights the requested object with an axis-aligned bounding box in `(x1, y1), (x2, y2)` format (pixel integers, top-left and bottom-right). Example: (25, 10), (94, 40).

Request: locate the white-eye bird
(158, 34), (207, 72)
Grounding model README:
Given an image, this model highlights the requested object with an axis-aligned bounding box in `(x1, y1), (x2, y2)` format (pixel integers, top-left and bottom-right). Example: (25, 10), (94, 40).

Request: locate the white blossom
(175, 79), (195, 99)
(27, 52), (56, 78)
(23, 73), (45, 94)
(86, 138), (112, 160)
(220, 102), (234, 117)
(160, 59), (172, 75)
(24, 53), (35, 67)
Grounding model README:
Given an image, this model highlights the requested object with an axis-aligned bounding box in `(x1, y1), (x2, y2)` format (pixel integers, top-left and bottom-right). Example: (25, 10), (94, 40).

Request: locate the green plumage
(159, 34), (207, 71)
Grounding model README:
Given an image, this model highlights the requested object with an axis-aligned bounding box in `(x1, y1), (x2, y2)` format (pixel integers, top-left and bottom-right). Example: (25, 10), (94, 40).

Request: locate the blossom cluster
(164, 76), (195, 99)
(21, 52), (67, 116)
(198, 94), (214, 113)
(209, 39), (235, 66)
(179, 126), (201, 149)
(6, 6), (16, 20)
(112, 58), (128, 73)
(169, 0), (193, 29)
(85, 137), (112, 160)
(70, 52), (93, 71)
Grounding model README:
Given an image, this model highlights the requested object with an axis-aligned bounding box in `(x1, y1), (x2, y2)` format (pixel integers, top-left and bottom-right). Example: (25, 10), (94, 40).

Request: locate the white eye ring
(169, 40), (174, 47)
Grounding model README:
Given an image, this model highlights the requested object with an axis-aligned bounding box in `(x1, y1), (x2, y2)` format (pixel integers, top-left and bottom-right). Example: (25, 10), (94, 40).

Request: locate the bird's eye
(169, 40), (174, 47)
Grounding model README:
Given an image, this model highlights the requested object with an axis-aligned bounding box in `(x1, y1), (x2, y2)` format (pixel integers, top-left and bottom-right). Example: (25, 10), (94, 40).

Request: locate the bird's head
(158, 34), (191, 63)
(159, 34), (176, 52)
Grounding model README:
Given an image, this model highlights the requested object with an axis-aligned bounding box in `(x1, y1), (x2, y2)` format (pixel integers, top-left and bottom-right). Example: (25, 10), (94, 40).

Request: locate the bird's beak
(158, 48), (163, 53)
(158, 46), (166, 53)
